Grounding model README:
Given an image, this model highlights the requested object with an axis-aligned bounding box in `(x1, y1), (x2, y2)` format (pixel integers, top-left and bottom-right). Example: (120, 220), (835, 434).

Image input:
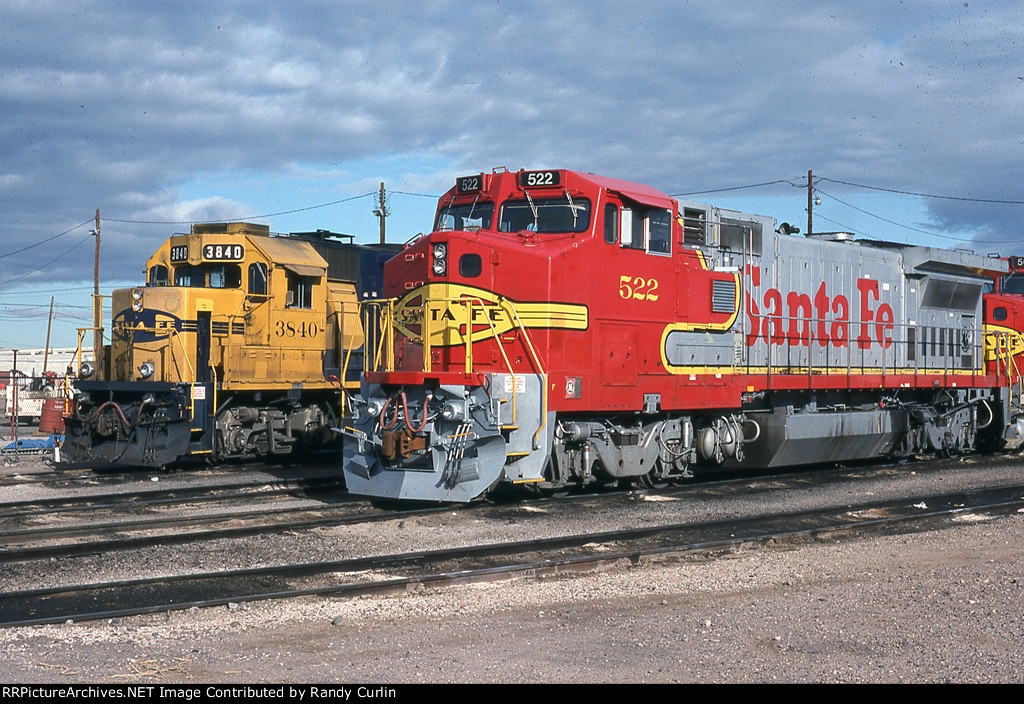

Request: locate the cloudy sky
(2, 0), (1023, 350)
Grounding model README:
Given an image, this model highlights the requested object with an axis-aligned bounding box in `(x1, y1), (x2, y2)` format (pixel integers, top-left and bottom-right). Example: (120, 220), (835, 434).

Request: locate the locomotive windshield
(1003, 273), (1024, 294)
(173, 264), (242, 288)
(499, 197), (591, 234)
(435, 200), (495, 232)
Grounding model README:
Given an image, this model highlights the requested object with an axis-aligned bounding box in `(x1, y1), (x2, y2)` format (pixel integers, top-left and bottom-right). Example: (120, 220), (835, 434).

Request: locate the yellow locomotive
(63, 222), (398, 467)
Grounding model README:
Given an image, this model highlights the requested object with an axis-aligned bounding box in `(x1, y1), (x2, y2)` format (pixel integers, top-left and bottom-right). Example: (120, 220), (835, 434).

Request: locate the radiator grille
(712, 279), (737, 313)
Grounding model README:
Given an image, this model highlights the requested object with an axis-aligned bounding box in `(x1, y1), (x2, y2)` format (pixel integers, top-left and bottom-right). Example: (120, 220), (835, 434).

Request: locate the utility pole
(43, 296), (54, 375)
(92, 209), (102, 379)
(806, 170), (813, 236)
(10, 348), (18, 457)
(373, 182), (389, 244)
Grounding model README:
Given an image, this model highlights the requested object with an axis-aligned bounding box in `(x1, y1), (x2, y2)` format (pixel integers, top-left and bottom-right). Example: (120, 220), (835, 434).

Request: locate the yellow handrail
(985, 329), (1024, 417)
(499, 298), (548, 448)
(360, 294), (555, 435)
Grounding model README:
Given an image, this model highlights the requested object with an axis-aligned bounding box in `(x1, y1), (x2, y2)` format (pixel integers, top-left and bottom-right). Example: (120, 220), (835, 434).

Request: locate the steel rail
(0, 497), (461, 565)
(0, 476), (346, 518)
(2, 482), (1022, 628)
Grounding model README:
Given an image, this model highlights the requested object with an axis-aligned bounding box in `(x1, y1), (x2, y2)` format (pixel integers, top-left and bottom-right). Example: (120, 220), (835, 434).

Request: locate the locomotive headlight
(138, 361), (155, 379)
(441, 401), (464, 421)
(432, 243), (447, 276)
(79, 361), (95, 378)
(365, 398), (386, 418)
(132, 300), (143, 312)
(132, 288), (143, 301)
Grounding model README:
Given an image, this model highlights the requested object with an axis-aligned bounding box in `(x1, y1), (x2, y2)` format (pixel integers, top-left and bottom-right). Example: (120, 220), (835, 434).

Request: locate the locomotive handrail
(463, 296), (521, 427)
(985, 328), (1024, 415)
(422, 295), (522, 426)
(744, 315), (993, 385)
(366, 300), (395, 374)
(360, 294), (558, 431)
(498, 298), (548, 449)
(73, 326), (104, 378)
(209, 363), (218, 430)
(127, 324), (197, 421)
(169, 329), (197, 422)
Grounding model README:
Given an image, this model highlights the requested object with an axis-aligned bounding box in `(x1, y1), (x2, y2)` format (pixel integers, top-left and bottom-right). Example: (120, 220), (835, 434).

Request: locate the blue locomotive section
(111, 309), (190, 343)
(111, 309), (244, 343)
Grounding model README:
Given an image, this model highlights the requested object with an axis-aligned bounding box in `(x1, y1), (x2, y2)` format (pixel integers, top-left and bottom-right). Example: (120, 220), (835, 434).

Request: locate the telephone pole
(806, 170), (813, 236)
(43, 296), (54, 374)
(92, 209), (102, 379)
(373, 182), (389, 244)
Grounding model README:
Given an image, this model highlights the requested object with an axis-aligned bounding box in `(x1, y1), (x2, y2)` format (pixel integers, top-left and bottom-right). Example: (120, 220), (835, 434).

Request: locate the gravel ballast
(1, 510), (1022, 683)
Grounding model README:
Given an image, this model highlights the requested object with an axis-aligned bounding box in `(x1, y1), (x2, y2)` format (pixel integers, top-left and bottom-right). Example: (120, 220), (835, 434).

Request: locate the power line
(0, 285), (98, 296)
(670, 178), (801, 198)
(817, 188), (1024, 245)
(391, 189), (442, 198)
(100, 192), (378, 225)
(0, 301), (92, 310)
(816, 189), (963, 242)
(0, 232), (93, 289)
(810, 212), (878, 241)
(819, 177), (1024, 205)
(0, 218), (94, 260)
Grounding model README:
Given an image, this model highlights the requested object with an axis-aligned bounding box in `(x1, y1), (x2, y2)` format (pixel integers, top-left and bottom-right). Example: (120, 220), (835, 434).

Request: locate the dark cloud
(2, 0), (1023, 297)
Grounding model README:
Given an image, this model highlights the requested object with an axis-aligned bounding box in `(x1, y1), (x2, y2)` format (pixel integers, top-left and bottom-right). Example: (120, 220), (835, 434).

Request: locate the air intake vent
(712, 279), (736, 313)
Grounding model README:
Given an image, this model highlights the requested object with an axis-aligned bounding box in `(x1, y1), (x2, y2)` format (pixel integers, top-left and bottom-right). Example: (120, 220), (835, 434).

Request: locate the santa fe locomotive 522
(342, 167), (1024, 502)
(63, 222), (398, 468)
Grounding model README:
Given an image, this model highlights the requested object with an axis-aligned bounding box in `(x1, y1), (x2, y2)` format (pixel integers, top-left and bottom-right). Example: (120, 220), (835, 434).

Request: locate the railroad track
(0, 455), (339, 486)
(0, 481), (403, 564)
(3, 481), (1022, 628)
(0, 475), (347, 517)
(0, 454), (1008, 565)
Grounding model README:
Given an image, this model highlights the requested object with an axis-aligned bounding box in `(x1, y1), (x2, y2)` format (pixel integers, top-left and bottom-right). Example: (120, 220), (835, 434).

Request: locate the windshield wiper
(524, 191), (539, 230)
(564, 189), (581, 227)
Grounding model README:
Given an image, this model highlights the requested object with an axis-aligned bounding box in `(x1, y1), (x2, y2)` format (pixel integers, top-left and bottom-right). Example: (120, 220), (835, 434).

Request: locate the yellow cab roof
(248, 233), (328, 278)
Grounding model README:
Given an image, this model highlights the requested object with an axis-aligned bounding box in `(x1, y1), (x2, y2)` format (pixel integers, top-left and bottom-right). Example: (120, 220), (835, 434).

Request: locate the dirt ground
(2, 507), (1022, 684)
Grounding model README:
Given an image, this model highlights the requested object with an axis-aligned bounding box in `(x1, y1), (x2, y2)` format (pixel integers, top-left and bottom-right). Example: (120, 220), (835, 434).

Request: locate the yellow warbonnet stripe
(394, 283), (588, 346)
(681, 249), (741, 331)
(983, 324), (1024, 362)
(660, 365), (985, 377)
(658, 255), (741, 372)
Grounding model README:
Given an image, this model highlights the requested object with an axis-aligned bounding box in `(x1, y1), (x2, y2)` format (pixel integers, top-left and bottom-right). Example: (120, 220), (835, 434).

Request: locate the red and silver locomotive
(343, 168), (1024, 501)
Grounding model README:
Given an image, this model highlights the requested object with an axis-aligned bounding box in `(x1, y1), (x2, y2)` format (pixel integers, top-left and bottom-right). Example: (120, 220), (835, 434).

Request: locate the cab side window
(620, 206), (671, 254)
(148, 265), (168, 286)
(604, 203), (619, 244)
(248, 263), (268, 295)
(648, 210), (671, 254)
(286, 271), (313, 309)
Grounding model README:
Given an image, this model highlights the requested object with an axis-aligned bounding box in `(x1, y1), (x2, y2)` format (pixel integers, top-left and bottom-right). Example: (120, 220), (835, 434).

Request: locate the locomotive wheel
(638, 469), (672, 490)
(539, 483), (572, 499)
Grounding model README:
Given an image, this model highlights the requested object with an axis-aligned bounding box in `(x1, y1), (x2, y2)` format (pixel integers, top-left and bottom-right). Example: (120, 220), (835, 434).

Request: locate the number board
(170, 245), (189, 262)
(202, 244), (244, 261)
(455, 174), (483, 194)
(1012, 256), (1024, 268)
(519, 170), (561, 188)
